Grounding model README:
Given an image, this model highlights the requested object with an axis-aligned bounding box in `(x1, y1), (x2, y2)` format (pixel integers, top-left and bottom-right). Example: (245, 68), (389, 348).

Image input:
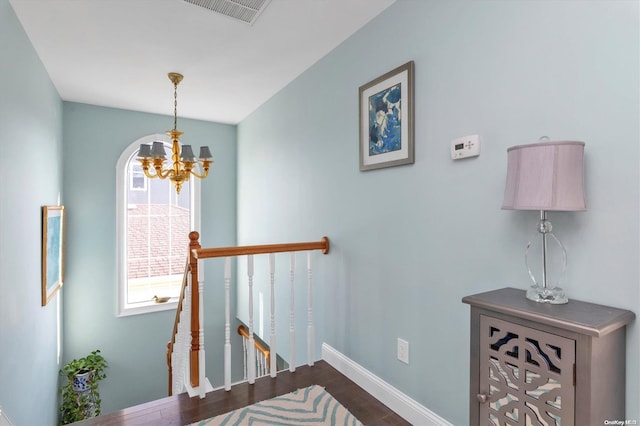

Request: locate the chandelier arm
(155, 167), (175, 179)
(138, 160), (154, 177)
(141, 166), (174, 180)
(141, 168), (157, 179)
(139, 160), (163, 179)
(189, 161), (212, 179)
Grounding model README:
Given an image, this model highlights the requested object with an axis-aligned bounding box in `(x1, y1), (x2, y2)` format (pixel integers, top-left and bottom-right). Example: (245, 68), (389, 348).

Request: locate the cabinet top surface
(462, 287), (635, 337)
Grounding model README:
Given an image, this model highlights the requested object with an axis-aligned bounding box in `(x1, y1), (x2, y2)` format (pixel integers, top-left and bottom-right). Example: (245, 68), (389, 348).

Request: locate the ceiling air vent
(183, 0), (272, 25)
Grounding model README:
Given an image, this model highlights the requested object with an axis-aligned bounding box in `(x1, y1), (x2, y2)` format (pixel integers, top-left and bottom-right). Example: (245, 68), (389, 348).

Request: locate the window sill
(117, 299), (178, 317)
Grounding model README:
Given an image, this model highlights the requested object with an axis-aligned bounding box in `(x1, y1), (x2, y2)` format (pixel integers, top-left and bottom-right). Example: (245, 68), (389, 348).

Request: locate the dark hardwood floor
(78, 360), (410, 426)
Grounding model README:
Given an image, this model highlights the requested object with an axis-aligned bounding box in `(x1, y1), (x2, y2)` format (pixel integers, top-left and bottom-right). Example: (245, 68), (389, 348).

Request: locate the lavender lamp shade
(502, 141), (586, 212)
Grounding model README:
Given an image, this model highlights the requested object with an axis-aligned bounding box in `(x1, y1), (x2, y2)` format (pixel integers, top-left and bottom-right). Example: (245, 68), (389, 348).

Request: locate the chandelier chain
(173, 81), (178, 131)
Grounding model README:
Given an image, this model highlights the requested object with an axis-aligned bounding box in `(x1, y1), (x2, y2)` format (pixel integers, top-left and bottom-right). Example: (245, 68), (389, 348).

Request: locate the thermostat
(451, 134), (480, 160)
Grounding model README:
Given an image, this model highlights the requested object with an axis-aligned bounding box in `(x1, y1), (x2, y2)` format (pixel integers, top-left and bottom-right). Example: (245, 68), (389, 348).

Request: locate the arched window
(116, 134), (201, 316)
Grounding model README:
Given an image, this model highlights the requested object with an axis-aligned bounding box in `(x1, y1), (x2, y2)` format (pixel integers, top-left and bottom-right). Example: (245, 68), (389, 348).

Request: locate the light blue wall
(0, 0), (63, 424)
(62, 102), (238, 413)
(237, 1), (639, 424)
(2, 0), (638, 423)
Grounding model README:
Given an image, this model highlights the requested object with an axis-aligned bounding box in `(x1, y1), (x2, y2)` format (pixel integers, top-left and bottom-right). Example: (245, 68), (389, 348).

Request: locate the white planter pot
(72, 371), (94, 393)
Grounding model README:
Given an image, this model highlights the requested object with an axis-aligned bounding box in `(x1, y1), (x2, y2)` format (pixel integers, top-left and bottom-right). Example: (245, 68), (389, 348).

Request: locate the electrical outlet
(397, 338), (409, 364)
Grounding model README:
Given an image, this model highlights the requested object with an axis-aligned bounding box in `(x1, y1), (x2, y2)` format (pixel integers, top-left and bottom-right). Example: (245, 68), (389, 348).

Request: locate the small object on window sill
(153, 295), (170, 304)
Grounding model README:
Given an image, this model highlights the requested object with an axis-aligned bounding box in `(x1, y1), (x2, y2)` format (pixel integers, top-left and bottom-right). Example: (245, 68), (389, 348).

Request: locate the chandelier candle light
(502, 139), (586, 304)
(137, 72), (213, 194)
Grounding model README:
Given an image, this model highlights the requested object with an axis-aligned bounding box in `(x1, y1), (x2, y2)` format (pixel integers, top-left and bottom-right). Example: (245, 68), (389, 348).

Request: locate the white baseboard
(322, 343), (452, 426)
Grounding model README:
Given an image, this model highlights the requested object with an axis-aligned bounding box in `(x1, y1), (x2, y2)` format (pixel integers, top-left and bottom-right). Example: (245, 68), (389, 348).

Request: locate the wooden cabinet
(463, 287), (635, 426)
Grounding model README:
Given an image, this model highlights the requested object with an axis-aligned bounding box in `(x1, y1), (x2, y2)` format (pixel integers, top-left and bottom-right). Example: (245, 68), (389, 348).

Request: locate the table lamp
(502, 139), (586, 304)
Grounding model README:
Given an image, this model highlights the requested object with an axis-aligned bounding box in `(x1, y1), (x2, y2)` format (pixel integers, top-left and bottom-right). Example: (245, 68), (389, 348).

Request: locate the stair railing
(166, 260), (190, 396)
(168, 232), (329, 397)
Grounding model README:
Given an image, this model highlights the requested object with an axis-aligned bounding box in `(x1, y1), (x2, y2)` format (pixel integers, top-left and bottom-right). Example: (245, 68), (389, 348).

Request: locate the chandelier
(137, 72), (213, 194)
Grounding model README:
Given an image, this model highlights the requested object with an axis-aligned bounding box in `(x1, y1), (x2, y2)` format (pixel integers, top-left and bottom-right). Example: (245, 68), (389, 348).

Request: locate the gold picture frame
(42, 205), (65, 306)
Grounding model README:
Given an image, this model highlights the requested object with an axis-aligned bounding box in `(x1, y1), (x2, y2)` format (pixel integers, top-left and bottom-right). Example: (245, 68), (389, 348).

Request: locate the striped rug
(190, 385), (363, 426)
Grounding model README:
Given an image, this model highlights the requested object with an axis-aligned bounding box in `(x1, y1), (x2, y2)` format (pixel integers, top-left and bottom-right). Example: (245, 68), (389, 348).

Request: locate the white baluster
(258, 351), (265, 377)
(173, 274), (192, 395)
(257, 353), (261, 377)
(198, 264), (206, 398)
(172, 320), (181, 394)
(179, 281), (192, 394)
(224, 257), (232, 391)
(241, 334), (247, 380)
(256, 351), (260, 377)
(247, 255), (256, 384)
(171, 278), (190, 395)
(289, 252), (296, 372)
(186, 286), (192, 391)
(307, 252), (314, 366)
(269, 253), (277, 377)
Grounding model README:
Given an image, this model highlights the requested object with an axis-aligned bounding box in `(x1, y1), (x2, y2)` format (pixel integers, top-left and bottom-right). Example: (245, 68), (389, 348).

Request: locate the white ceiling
(9, 0), (395, 124)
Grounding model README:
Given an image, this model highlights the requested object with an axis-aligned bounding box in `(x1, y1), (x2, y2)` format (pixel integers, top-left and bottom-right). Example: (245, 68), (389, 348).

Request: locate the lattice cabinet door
(478, 315), (575, 426)
(464, 288), (634, 425)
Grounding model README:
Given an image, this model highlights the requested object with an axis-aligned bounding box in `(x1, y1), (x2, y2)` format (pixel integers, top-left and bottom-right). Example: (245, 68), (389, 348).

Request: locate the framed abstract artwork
(42, 205), (65, 306)
(359, 61), (415, 171)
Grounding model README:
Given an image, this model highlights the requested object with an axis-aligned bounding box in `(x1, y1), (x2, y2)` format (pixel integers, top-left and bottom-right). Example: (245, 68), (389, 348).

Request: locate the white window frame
(116, 134), (201, 317)
(129, 163), (147, 191)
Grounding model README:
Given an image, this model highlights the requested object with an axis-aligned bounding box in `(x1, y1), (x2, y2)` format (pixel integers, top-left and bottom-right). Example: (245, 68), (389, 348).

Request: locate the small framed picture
(359, 61), (415, 171)
(42, 205), (65, 306)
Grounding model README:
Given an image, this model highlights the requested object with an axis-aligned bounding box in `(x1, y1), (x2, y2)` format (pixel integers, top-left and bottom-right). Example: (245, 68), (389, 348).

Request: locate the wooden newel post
(189, 231), (201, 388)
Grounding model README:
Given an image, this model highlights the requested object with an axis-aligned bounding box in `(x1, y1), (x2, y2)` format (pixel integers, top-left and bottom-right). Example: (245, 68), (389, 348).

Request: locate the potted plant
(59, 350), (108, 425)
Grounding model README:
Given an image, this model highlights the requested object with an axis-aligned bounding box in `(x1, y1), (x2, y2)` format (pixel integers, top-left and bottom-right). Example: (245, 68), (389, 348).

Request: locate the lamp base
(526, 285), (568, 304)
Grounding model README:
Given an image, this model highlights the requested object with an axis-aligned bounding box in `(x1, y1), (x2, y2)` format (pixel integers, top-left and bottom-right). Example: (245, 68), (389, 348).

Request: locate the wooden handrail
(237, 325), (270, 367)
(192, 236), (330, 259)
